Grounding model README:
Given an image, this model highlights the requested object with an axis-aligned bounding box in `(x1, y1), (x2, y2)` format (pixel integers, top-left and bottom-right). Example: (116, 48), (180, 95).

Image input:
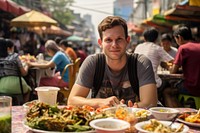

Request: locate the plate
(177, 118), (200, 128)
(23, 121), (96, 133)
(135, 120), (189, 133)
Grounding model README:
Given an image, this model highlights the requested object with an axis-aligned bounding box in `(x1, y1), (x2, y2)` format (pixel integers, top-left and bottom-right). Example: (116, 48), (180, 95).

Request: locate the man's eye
(105, 39), (112, 43)
(116, 38), (123, 43)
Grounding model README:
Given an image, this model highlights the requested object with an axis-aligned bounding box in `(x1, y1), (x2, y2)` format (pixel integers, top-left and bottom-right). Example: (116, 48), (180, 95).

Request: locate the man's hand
(100, 96), (120, 107)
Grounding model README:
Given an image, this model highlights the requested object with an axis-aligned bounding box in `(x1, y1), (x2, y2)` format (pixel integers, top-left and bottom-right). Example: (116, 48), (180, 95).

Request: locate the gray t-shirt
(76, 53), (156, 104)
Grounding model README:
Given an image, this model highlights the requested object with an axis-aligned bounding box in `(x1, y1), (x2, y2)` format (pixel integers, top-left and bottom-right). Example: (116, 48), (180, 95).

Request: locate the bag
(92, 53), (139, 98)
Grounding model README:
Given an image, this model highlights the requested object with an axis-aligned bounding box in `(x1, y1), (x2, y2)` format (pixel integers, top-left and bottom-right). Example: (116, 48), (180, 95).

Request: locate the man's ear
(98, 39), (102, 48)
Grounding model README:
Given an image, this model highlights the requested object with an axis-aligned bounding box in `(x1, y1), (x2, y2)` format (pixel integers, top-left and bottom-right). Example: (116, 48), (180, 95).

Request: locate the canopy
(66, 35), (83, 42)
(0, 0), (30, 16)
(10, 10), (58, 27)
(127, 22), (144, 33)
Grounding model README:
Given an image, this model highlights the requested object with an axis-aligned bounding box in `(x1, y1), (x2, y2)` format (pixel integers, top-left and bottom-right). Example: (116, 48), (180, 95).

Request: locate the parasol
(10, 10), (57, 27)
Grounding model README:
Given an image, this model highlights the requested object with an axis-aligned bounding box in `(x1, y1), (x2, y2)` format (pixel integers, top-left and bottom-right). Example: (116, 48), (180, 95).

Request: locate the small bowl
(23, 100), (38, 111)
(128, 108), (152, 122)
(90, 118), (130, 133)
(149, 107), (179, 121)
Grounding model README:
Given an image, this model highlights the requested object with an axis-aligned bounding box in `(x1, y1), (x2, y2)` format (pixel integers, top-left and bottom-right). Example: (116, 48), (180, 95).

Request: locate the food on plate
(178, 109), (200, 123)
(135, 109), (150, 118)
(25, 102), (113, 132)
(115, 106), (129, 120)
(142, 119), (184, 133)
(19, 54), (36, 62)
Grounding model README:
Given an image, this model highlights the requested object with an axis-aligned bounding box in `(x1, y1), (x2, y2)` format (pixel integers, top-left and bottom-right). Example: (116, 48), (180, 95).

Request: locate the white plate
(135, 120), (189, 133)
(23, 121), (95, 133)
(177, 118), (200, 128)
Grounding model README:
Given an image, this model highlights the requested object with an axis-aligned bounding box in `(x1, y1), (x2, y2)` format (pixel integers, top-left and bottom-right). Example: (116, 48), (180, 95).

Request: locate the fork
(169, 114), (179, 127)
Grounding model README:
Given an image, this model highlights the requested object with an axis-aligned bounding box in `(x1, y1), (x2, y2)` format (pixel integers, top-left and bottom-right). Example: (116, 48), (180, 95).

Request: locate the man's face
(161, 40), (171, 49)
(98, 25), (130, 60)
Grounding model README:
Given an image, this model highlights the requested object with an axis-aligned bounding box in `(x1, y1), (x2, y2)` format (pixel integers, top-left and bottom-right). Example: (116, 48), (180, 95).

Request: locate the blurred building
(113, 0), (133, 21)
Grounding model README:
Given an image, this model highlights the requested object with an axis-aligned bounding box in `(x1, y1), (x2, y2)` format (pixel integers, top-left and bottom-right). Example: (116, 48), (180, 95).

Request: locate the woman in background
(0, 38), (31, 104)
(27, 40), (71, 87)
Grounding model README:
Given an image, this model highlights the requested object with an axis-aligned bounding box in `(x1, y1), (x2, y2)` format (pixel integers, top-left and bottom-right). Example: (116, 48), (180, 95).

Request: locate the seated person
(59, 40), (77, 62)
(134, 28), (174, 105)
(67, 16), (158, 109)
(0, 38), (31, 103)
(27, 40), (71, 88)
(165, 26), (200, 107)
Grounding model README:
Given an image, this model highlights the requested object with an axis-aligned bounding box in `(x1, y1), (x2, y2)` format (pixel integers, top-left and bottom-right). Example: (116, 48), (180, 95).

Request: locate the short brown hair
(98, 16), (128, 39)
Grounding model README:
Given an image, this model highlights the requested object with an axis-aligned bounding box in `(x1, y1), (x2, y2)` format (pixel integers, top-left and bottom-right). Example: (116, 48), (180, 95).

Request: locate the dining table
(12, 106), (200, 133)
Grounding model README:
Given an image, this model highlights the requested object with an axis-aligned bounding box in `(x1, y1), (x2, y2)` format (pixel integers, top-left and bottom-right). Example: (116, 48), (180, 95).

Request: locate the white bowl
(90, 118), (130, 133)
(149, 107), (179, 121)
(135, 120), (189, 133)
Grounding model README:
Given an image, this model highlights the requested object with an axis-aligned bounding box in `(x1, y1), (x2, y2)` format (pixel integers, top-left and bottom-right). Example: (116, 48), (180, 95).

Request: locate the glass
(0, 96), (12, 133)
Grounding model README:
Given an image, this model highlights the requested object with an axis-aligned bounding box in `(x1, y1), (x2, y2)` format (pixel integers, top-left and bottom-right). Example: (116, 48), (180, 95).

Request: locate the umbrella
(10, 10), (57, 27)
(66, 35), (83, 41)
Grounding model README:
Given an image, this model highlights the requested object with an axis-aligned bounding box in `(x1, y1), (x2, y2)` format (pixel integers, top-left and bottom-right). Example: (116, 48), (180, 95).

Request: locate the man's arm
(68, 84), (120, 108)
(137, 83), (157, 108)
(170, 64), (180, 74)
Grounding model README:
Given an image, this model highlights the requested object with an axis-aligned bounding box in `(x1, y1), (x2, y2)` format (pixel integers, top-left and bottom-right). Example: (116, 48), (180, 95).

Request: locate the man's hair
(143, 27), (159, 42)
(59, 39), (69, 47)
(54, 36), (62, 44)
(98, 16), (128, 39)
(45, 40), (60, 53)
(173, 26), (193, 41)
(161, 33), (172, 42)
(5, 39), (14, 48)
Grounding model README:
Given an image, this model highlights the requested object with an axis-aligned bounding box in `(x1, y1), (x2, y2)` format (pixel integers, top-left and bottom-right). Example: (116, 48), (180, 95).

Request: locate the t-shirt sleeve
(173, 46), (183, 66)
(76, 55), (96, 88)
(137, 54), (156, 87)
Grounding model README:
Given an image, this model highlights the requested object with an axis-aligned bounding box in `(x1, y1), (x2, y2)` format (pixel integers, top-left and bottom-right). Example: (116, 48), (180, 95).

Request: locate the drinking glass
(0, 96), (12, 133)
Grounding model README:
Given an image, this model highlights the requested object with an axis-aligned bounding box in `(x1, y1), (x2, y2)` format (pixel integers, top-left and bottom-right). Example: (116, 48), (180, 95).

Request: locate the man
(161, 33), (178, 58)
(68, 16), (157, 108)
(134, 28), (174, 89)
(59, 40), (77, 62)
(170, 26), (200, 97)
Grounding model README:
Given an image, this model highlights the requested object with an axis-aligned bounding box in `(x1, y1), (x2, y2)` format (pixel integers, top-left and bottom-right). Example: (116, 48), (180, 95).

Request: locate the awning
(0, 0), (30, 16)
(164, 5), (200, 20)
(28, 25), (72, 37)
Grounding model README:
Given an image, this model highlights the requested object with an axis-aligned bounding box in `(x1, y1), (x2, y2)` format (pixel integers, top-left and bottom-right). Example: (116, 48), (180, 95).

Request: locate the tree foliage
(41, 0), (74, 25)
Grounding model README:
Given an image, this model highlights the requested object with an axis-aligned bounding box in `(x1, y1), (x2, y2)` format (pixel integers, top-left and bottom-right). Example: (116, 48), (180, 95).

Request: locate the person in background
(27, 40), (71, 88)
(160, 33), (178, 70)
(165, 26), (200, 107)
(0, 38), (31, 103)
(74, 45), (88, 66)
(59, 39), (77, 62)
(134, 28), (174, 105)
(55, 36), (62, 45)
(23, 32), (37, 55)
(160, 33), (177, 58)
(68, 16), (157, 108)
(10, 27), (21, 53)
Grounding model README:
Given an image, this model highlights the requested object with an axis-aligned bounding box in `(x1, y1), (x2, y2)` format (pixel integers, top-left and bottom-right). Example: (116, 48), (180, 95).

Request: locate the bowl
(90, 118), (130, 133)
(149, 107), (180, 121)
(102, 104), (127, 114)
(135, 119), (189, 133)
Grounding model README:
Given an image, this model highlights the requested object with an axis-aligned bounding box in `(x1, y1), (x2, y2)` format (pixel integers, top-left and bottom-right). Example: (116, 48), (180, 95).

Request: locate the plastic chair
(58, 63), (74, 104)
(178, 94), (200, 109)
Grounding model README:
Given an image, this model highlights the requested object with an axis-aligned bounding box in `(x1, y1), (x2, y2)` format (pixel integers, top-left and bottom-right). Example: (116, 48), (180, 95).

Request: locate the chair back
(58, 63), (74, 104)
(74, 58), (81, 78)
(0, 59), (25, 105)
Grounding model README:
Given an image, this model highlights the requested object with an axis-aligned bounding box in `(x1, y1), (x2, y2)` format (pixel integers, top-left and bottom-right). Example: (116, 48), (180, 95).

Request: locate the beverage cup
(0, 96), (12, 133)
(35, 86), (60, 105)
